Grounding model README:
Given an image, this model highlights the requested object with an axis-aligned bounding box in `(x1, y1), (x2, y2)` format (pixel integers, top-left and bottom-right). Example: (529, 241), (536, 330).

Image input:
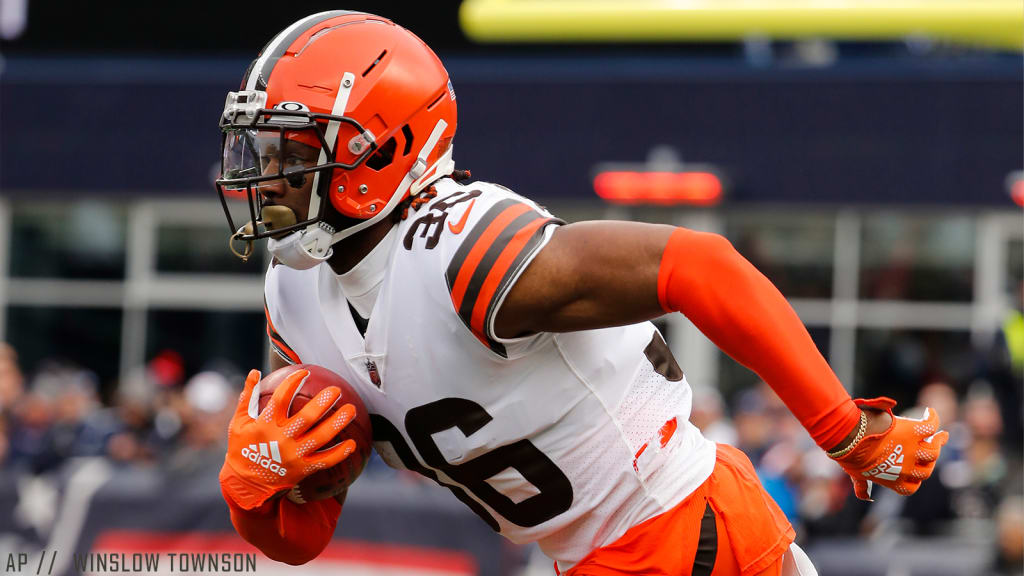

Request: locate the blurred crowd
(0, 332), (1020, 574)
(691, 375), (1022, 575)
(0, 344), (239, 478)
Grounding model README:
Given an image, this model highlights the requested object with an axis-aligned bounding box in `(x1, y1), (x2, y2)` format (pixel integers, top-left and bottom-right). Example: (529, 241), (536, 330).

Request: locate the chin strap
(267, 223), (335, 270)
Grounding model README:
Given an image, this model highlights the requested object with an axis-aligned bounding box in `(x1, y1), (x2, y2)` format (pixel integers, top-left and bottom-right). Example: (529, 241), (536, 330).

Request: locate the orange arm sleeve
(657, 227), (860, 451)
(222, 486), (341, 566)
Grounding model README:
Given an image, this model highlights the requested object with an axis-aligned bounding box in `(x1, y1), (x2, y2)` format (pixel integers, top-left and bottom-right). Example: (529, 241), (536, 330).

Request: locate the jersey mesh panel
(615, 360), (692, 470)
(540, 361), (696, 567)
(536, 402), (646, 563)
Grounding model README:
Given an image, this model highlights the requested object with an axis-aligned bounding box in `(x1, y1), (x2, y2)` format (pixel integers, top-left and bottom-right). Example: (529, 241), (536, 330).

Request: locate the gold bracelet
(827, 411), (868, 459)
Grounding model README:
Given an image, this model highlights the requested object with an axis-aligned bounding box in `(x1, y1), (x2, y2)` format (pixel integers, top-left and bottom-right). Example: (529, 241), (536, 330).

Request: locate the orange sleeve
(223, 485), (341, 565)
(657, 227), (860, 452)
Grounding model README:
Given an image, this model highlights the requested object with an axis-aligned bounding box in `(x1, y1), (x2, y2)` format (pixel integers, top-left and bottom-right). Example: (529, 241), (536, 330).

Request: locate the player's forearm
(223, 488), (341, 565)
(657, 227), (861, 451)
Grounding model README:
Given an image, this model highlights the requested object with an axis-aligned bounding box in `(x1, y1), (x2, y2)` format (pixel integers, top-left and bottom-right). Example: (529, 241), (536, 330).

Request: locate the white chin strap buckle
(267, 225), (334, 270)
(409, 157), (428, 180)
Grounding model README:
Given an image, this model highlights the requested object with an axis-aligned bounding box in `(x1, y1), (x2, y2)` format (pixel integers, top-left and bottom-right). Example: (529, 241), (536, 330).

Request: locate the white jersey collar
(335, 225), (398, 319)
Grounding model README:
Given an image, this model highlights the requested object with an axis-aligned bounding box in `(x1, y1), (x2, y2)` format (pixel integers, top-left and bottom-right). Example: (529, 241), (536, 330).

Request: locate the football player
(216, 12), (948, 576)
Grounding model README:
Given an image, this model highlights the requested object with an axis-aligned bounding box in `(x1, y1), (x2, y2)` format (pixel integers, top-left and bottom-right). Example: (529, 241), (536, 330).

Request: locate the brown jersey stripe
(467, 325), (503, 355)
(476, 217), (559, 340)
(446, 199), (525, 311)
(445, 199), (561, 357)
(263, 301), (281, 340)
(458, 208), (539, 325)
(270, 337), (300, 365)
(265, 303), (300, 364)
(469, 215), (556, 337)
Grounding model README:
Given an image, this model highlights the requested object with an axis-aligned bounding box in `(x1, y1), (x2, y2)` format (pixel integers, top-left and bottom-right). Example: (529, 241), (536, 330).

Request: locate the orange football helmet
(216, 11), (457, 265)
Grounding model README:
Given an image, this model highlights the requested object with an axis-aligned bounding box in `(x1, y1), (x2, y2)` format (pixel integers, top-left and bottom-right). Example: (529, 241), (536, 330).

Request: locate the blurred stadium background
(0, 1), (1021, 574)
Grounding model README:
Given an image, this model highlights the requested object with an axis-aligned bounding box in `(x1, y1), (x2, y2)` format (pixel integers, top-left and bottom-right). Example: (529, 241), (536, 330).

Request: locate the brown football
(256, 364), (372, 503)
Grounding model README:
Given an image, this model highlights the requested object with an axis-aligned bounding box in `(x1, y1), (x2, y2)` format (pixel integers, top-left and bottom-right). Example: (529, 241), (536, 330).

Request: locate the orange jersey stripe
(269, 335), (301, 364)
(468, 216), (551, 336)
(265, 305), (301, 364)
(449, 203), (532, 312)
(264, 305), (278, 335)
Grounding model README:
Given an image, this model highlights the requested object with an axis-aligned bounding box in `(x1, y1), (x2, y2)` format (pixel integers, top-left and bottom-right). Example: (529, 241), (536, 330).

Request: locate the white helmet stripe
(244, 11), (352, 91)
(307, 71), (356, 222)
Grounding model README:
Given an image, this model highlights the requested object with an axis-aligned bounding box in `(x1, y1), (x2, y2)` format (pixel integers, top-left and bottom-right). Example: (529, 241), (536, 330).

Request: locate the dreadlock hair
(393, 169), (473, 222)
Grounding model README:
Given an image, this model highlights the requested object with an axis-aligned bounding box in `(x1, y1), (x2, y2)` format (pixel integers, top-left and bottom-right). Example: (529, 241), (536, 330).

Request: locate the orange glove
(831, 397), (949, 501)
(220, 369), (356, 510)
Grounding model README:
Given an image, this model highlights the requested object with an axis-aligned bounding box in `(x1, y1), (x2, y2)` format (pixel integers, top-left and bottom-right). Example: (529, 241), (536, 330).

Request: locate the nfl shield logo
(365, 360), (381, 387)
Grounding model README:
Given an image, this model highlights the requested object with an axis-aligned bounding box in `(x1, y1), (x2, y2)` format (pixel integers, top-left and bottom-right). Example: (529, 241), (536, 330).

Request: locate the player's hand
(831, 397), (949, 501)
(219, 369), (357, 510)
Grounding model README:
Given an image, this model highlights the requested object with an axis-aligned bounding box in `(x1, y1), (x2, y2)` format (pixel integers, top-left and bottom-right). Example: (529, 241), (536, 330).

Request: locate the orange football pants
(564, 444), (795, 576)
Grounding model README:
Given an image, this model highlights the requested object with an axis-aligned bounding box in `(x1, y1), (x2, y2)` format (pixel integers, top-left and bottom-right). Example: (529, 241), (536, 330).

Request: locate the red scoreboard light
(1008, 171), (1024, 207)
(594, 170), (723, 206)
(592, 146), (725, 207)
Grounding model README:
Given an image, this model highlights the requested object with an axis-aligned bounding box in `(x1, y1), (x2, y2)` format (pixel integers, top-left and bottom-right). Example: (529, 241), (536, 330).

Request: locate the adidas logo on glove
(863, 444), (903, 482)
(241, 441), (287, 477)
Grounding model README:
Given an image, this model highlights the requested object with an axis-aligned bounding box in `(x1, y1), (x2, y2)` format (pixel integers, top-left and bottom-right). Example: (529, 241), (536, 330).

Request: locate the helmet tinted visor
(217, 126), (327, 240)
(220, 127), (323, 192)
(214, 98), (377, 242)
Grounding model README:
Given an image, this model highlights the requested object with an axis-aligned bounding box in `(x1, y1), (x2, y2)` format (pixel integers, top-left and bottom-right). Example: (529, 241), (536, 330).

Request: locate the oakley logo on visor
(275, 102), (309, 112)
(271, 102), (311, 125)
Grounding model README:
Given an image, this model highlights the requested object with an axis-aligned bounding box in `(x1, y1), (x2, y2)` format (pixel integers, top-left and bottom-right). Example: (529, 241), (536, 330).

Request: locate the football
(256, 364), (373, 503)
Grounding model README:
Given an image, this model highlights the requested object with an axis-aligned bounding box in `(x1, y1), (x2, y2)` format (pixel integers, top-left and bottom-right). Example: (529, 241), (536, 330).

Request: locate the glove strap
(827, 410), (867, 459)
(220, 461), (279, 511)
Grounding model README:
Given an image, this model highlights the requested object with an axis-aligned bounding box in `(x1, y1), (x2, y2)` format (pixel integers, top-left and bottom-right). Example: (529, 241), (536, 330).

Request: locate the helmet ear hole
(365, 137), (397, 171)
(401, 124), (414, 156)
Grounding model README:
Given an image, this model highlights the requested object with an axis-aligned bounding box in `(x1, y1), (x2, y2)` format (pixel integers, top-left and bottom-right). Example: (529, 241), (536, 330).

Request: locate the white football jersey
(264, 178), (717, 569)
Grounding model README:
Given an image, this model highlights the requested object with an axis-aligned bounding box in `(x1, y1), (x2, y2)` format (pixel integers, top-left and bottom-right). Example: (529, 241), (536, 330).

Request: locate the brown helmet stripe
(242, 10), (358, 91)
